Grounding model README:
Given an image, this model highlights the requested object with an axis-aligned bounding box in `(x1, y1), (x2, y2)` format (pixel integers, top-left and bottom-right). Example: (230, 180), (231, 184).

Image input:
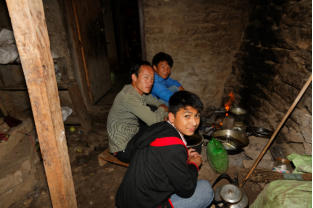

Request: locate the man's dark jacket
(116, 121), (199, 208)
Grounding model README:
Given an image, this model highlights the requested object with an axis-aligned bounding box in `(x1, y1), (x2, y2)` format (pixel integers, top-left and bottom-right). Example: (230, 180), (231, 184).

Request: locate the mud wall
(143, 0), (252, 107)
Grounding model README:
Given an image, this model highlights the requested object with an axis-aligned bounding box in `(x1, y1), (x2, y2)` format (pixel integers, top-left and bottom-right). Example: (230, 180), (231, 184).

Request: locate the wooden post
(240, 75), (312, 187)
(5, 0), (77, 207)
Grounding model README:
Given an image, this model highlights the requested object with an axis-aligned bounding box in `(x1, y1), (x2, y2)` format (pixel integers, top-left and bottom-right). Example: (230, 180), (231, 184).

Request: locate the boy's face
(132, 65), (154, 95)
(168, 106), (200, 136)
(153, 60), (171, 79)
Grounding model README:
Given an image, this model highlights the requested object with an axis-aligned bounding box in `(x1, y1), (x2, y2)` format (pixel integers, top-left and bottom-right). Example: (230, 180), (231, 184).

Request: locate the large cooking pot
(213, 129), (249, 151)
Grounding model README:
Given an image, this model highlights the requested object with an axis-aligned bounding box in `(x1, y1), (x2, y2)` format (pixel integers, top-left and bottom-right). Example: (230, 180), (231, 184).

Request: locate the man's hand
(188, 148), (202, 167)
(159, 104), (168, 112)
(178, 86), (184, 91)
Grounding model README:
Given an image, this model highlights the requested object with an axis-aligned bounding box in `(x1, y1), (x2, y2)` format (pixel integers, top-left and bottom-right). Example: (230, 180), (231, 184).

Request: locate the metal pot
(229, 107), (247, 123)
(219, 184), (248, 208)
(233, 121), (246, 132)
(220, 184), (242, 203)
(213, 174), (249, 208)
(229, 193), (248, 208)
(185, 134), (204, 154)
(213, 129), (249, 151)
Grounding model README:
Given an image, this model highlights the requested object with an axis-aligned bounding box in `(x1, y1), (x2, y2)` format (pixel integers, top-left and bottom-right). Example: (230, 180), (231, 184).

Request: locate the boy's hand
(188, 148), (202, 167)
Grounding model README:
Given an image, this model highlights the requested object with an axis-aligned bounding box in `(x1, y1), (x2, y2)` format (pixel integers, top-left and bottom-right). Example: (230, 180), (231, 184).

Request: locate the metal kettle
(212, 174), (248, 208)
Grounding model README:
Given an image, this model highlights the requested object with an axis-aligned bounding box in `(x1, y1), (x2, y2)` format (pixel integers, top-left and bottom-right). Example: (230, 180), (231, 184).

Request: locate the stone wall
(225, 0), (312, 155)
(143, 0), (252, 107)
(0, 117), (46, 208)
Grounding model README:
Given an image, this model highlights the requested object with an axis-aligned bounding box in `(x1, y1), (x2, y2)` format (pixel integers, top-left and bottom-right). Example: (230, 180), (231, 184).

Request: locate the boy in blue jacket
(151, 52), (184, 106)
(116, 91), (214, 208)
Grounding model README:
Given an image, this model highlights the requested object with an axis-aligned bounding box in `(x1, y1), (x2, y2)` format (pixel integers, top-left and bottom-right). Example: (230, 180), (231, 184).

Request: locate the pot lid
(220, 184), (242, 204)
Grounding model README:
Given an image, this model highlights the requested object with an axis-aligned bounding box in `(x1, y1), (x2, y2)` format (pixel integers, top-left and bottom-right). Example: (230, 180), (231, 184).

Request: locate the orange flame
(217, 92), (235, 127)
(224, 92), (235, 118)
(224, 92), (235, 112)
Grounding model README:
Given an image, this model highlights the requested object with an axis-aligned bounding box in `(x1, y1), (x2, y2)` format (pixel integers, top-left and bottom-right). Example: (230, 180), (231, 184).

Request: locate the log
(6, 0), (77, 207)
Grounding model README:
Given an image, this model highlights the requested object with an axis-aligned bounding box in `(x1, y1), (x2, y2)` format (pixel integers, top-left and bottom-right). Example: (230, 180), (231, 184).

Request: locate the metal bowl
(230, 107), (247, 116)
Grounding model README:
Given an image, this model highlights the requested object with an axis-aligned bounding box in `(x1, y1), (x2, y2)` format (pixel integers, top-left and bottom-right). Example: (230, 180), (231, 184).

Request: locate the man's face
(153, 60), (171, 79)
(168, 106), (200, 136)
(132, 65), (154, 95)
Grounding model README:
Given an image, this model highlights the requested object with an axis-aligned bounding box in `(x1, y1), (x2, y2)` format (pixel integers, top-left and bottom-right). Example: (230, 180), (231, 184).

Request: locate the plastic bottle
(207, 137), (229, 173)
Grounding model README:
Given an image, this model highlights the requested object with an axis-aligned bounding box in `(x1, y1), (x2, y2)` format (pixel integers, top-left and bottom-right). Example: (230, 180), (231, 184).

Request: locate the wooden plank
(68, 83), (92, 131)
(61, 0), (92, 106)
(138, 0), (146, 59)
(70, 0), (93, 102)
(71, 0), (111, 103)
(98, 149), (129, 168)
(5, 0), (77, 207)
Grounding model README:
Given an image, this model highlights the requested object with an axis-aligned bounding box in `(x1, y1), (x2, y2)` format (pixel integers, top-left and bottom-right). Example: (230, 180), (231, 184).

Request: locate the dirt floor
(8, 120), (264, 208)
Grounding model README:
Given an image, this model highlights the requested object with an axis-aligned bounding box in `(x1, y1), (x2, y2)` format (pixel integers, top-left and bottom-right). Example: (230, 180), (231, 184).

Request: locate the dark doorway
(110, 0), (143, 78)
(94, 0), (143, 105)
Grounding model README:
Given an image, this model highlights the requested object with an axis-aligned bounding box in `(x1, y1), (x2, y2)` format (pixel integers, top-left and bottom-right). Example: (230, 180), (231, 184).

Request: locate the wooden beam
(5, 0), (77, 207)
(138, 0), (146, 60)
(68, 83), (92, 131)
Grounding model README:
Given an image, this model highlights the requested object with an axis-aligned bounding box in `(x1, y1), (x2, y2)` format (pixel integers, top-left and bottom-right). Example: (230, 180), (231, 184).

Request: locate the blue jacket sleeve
(151, 82), (175, 103)
(152, 76), (182, 103)
(165, 76), (181, 87)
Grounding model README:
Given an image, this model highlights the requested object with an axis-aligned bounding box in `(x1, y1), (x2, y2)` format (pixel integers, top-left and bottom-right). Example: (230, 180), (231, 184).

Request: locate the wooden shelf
(0, 79), (75, 91)
(0, 62), (73, 90)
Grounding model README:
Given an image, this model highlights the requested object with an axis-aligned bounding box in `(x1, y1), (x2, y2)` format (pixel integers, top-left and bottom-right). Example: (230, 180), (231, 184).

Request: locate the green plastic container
(207, 137), (228, 173)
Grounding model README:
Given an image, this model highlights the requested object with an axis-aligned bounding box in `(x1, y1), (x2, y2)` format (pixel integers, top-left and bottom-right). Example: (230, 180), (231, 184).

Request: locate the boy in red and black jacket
(116, 91), (214, 208)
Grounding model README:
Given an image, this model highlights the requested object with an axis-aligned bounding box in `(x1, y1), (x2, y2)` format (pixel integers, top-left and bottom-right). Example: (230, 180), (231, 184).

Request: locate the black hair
(152, 52), (173, 68)
(169, 91), (203, 115)
(129, 60), (152, 77)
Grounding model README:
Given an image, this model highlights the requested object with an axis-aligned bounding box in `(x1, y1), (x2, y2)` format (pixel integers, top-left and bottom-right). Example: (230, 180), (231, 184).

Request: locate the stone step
(0, 117), (34, 159)
(0, 123), (41, 208)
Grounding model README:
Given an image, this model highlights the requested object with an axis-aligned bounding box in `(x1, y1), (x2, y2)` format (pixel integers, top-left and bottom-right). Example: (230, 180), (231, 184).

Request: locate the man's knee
(196, 180), (214, 205)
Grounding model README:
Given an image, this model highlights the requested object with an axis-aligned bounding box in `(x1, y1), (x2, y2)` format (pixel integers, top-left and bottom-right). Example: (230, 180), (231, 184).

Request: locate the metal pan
(246, 127), (273, 137)
(213, 129), (249, 151)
